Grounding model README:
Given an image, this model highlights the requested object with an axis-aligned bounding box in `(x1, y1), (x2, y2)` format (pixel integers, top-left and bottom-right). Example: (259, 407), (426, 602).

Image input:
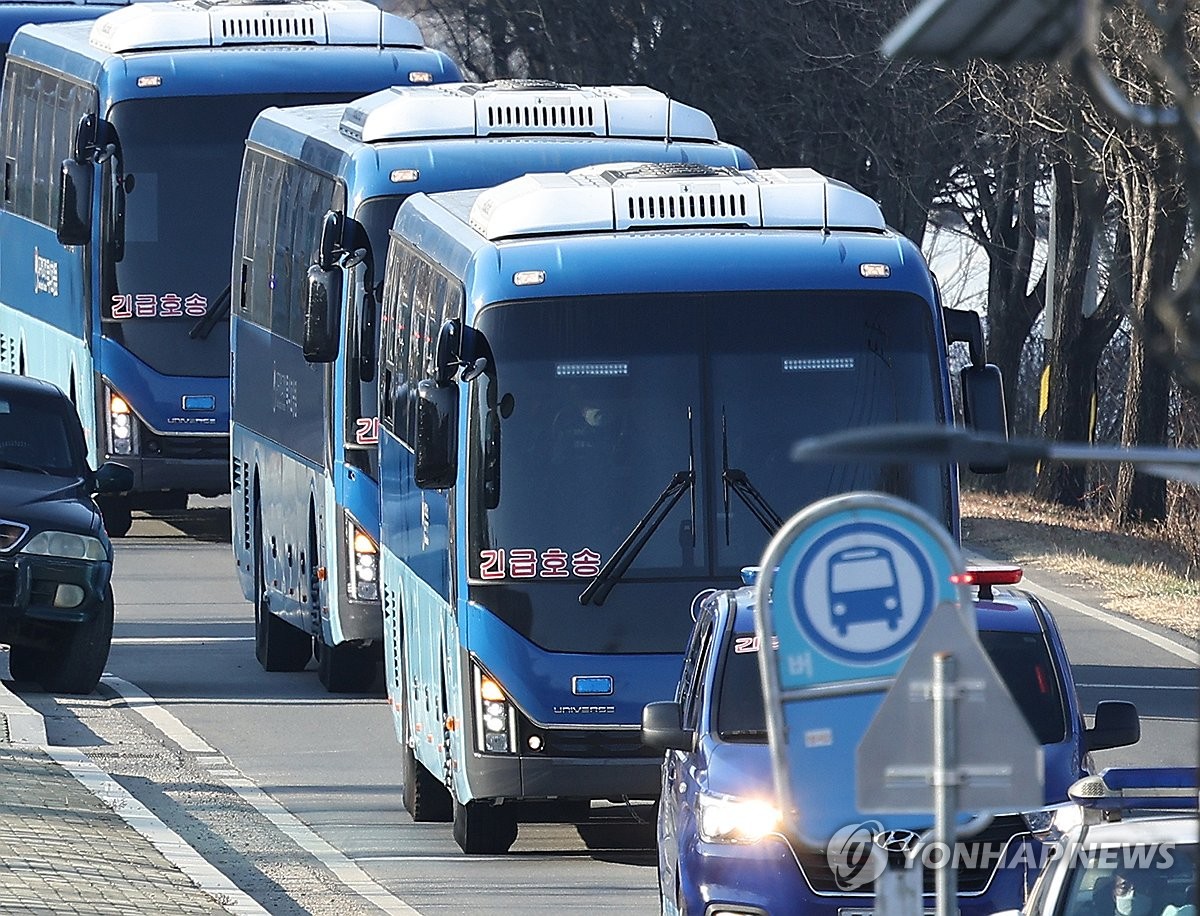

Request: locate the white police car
(1005, 768), (1198, 916)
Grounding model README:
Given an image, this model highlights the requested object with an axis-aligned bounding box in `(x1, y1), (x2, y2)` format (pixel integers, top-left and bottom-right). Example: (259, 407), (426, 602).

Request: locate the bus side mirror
(303, 264), (341, 363)
(961, 363), (1009, 474)
(414, 379), (458, 489)
(316, 209), (342, 272)
(57, 158), (92, 246)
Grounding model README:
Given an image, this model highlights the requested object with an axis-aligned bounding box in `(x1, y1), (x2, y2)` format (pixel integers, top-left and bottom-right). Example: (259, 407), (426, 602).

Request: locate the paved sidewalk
(0, 681), (234, 916)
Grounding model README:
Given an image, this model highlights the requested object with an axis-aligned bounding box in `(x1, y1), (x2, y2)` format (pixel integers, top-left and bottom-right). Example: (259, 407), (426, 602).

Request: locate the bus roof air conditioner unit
(89, 0), (423, 53)
(339, 82), (719, 144)
(467, 166), (888, 240)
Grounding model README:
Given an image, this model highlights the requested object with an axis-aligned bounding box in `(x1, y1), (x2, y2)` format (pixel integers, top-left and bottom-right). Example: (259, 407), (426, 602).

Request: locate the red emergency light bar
(951, 564), (1023, 600)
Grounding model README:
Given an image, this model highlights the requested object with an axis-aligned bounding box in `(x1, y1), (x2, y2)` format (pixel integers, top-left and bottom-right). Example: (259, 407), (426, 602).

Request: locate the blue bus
(377, 164), (1007, 853)
(0, 0), (459, 535)
(230, 81), (753, 692)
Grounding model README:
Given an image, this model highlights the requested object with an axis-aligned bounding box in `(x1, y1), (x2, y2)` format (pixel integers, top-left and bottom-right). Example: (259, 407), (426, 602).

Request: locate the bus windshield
(101, 93), (348, 378)
(467, 291), (949, 590)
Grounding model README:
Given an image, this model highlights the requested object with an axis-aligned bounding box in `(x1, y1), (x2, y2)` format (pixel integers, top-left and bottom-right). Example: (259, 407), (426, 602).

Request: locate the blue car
(642, 567), (1142, 916)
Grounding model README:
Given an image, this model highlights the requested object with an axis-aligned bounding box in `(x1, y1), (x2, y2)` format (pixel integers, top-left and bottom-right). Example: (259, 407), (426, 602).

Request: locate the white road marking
(1076, 683), (1197, 690)
(101, 674), (422, 916)
(112, 637), (254, 644)
(48, 745), (270, 916)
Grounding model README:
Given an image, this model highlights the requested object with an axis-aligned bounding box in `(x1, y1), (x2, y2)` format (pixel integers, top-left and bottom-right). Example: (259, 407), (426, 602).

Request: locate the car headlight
(697, 793), (781, 844)
(345, 517), (378, 601)
(22, 531), (106, 561)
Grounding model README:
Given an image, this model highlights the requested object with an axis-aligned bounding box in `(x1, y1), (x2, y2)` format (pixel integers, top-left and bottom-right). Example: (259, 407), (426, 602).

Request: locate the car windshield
(1056, 842), (1198, 916)
(715, 626), (1069, 744)
(0, 393), (85, 477)
(101, 93), (351, 378)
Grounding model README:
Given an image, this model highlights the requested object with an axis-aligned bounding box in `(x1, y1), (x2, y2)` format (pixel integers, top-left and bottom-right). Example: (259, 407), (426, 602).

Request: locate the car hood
(0, 471), (101, 537)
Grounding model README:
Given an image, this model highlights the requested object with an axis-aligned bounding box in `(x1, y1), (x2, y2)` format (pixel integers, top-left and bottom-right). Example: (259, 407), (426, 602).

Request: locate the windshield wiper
(189, 284), (231, 340)
(721, 409), (783, 539)
(0, 459), (50, 475)
(579, 408), (696, 607)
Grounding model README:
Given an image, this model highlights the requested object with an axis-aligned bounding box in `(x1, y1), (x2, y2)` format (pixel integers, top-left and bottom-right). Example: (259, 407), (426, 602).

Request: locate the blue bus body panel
(464, 603), (681, 726)
(232, 323), (325, 465)
(0, 217), (87, 339)
(100, 336), (226, 434)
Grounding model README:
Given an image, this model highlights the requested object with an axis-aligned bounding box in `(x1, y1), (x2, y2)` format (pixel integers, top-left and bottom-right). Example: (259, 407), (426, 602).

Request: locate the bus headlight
(345, 519), (378, 601)
(106, 388), (137, 456)
(473, 664), (518, 755)
(697, 793), (781, 844)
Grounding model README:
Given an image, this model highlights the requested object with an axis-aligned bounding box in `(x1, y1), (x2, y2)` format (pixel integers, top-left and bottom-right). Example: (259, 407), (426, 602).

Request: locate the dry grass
(961, 491), (1200, 641)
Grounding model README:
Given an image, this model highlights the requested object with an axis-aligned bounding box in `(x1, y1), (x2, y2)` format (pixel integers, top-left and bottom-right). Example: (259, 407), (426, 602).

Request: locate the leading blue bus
(0, 0), (459, 534)
(230, 81), (753, 693)
(377, 164), (1007, 853)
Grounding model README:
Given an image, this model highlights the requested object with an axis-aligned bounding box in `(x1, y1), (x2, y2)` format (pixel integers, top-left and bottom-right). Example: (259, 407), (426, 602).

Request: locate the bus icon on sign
(827, 547), (901, 636)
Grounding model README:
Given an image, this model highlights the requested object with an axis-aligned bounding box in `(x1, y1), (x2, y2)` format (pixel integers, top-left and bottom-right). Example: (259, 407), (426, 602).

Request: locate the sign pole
(933, 651), (957, 916)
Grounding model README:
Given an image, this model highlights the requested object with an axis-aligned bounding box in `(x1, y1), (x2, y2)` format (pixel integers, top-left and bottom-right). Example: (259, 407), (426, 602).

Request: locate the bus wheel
(399, 653), (452, 822)
(452, 799), (518, 854)
(97, 495), (133, 538)
(39, 589), (114, 695)
(316, 637), (377, 693)
(253, 526), (311, 672)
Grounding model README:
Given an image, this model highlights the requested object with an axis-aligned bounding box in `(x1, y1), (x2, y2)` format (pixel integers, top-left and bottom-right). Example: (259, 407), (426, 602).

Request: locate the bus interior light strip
(782, 357), (855, 372)
(556, 362), (629, 377)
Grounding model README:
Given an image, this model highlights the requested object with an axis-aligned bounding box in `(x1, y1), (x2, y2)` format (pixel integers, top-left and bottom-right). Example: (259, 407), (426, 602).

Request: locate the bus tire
(316, 638), (377, 693)
(399, 653), (452, 822)
(39, 590), (114, 694)
(452, 799), (517, 854)
(254, 519), (311, 672)
(6, 644), (44, 682)
(97, 495), (133, 538)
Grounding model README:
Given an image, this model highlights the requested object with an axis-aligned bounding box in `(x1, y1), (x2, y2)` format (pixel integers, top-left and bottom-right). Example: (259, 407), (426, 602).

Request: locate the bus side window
(234, 152), (258, 313)
(378, 241), (401, 433)
(256, 157), (283, 334)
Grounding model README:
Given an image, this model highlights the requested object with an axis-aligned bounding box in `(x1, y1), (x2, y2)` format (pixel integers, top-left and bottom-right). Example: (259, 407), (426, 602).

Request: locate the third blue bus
(0, 0), (458, 534)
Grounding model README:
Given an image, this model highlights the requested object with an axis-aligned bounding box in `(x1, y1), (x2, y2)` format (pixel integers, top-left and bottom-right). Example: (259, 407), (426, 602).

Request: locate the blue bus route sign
(754, 491), (973, 848)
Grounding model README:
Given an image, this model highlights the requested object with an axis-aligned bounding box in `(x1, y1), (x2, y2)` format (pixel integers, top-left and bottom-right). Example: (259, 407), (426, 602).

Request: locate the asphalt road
(8, 504), (1199, 915)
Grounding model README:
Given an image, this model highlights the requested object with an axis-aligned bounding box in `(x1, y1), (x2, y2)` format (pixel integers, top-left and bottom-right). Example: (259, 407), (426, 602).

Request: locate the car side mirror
(93, 461), (133, 495)
(641, 701), (694, 752)
(414, 379), (458, 489)
(1085, 700), (1140, 752)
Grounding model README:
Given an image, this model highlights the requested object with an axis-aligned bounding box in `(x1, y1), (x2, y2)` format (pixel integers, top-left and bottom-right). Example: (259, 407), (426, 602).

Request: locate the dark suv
(0, 374), (132, 693)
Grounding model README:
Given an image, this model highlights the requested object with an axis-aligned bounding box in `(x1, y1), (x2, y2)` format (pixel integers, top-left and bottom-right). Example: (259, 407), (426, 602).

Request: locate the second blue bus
(230, 81), (753, 691)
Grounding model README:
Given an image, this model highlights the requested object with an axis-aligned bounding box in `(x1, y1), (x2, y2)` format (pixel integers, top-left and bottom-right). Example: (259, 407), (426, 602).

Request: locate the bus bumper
(109, 454), (229, 497)
(466, 752), (662, 802)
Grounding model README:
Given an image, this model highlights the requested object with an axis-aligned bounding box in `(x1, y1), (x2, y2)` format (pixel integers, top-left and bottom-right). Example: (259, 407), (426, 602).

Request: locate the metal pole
(933, 651), (958, 916)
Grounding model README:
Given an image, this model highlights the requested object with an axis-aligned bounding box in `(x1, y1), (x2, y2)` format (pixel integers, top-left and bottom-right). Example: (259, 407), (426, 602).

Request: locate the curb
(0, 672), (48, 745)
